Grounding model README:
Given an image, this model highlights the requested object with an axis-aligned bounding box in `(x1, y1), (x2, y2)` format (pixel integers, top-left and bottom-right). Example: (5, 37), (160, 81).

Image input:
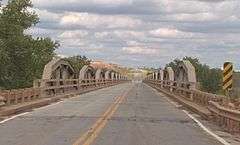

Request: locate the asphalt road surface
(0, 82), (222, 145)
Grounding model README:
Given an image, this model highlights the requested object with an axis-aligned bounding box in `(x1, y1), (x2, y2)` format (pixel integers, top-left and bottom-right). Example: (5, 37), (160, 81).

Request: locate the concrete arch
(42, 58), (75, 80)
(154, 71), (159, 80)
(148, 73), (154, 80)
(153, 72), (156, 80)
(95, 69), (105, 80)
(176, 60), (197, 89)
(119, 74), (122, 80)
(105, 70), (113, 80)
(79, 65), (95, 80)
(164, 67), (174, 81)
(177, 60), (196, 83)
(111, 72), (117, 80)
(115, 73), (119, 80)
(159, 69), (164, 81)
(116, 73), (121, 80)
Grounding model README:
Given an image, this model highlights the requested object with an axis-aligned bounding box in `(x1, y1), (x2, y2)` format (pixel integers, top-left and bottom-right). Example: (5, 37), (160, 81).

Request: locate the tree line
(0, 0), (90, 90)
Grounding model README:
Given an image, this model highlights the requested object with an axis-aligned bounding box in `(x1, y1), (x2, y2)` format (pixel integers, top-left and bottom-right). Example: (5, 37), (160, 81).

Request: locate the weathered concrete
(111, 72), (116, 80)
(79, 65), (95, 80)
(105, 70), (112, 80)
(159, 69), (164, 81)
(164, 67), (174, 81)
(42, 58), (75, 80)
(95, 69), (105, 80)
(232, 72), (240, 98)
(177, 60), (197, 89)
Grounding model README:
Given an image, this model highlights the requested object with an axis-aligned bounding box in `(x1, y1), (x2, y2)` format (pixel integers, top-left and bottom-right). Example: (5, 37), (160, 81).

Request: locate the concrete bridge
(0, 58), (239, 145)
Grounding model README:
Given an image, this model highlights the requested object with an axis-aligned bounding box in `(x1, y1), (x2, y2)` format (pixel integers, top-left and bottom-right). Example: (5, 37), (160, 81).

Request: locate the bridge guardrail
(208, 101), (240, 133)
(0, 88), (40, 106)
(0, 79), (127, 107)
(146, 80), (223, 106)
(145, 79), (240, 134)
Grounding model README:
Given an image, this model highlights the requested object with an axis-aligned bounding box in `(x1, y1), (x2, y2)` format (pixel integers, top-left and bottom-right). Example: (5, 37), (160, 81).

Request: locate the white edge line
(183, 110), (231, 145)
(0, 112), (30, 124)
(150, 85), (231, 145)
(0, 101), (64, 124)
(33, 101), (64, 111)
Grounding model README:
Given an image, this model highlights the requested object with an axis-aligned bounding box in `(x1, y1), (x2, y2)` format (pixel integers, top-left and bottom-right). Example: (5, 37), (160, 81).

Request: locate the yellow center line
(72, 86), (132, 145)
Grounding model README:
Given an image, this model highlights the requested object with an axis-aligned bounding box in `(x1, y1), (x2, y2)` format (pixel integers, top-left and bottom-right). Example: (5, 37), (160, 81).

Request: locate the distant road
(0, 83), (221, 145)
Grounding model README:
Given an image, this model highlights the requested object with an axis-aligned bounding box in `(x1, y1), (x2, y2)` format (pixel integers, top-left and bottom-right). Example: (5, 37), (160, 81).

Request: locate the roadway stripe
(151, 85), (230, 145)
(82, 96), (124, 145)
(33, 101), (64, 111)
(0, 99), (64, 124)
(72, 96), (121, 145)
(72, 86), (133, 145)
(182, 110), (230, 145)
(0, 112), (29, 124)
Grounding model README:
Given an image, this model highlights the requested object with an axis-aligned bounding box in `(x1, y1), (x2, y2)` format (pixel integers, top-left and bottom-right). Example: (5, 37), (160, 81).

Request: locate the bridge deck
(0, 83), (221, 145)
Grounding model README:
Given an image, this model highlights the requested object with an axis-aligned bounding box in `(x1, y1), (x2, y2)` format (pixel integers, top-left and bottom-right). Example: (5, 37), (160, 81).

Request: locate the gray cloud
(17, 0), (240, 69)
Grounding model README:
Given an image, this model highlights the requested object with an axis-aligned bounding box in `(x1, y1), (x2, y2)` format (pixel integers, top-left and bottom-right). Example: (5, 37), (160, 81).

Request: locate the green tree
(65, 55), (91, 73)
(0, 0), (58, 89)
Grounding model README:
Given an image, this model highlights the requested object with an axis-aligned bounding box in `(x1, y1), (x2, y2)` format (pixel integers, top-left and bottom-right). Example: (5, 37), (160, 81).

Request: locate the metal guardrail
(0, 79), (127, 107)
(145, 79), (240, 134)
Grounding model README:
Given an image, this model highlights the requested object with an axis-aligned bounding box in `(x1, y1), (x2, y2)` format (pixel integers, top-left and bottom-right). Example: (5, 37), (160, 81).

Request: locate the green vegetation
(0, 0), (58, 89)
(0, 0), (93, 90)
(166, 57), (223, 94)
(65, 55), (91, 74)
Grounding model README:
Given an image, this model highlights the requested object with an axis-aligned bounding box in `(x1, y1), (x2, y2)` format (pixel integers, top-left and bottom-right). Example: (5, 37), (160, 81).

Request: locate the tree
(166, 57), (222, 94)
(0, 0), (58, 89)
(65, 55), (91, 74)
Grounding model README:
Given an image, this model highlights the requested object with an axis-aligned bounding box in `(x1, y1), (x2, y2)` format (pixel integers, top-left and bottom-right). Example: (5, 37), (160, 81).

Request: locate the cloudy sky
(6, 0), (240, 69)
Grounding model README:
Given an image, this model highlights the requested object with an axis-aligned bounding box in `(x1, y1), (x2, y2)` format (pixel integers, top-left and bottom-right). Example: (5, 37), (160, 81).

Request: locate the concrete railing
(146, 80), (223, 105)
(144, 79), (240, 134)
(208, 101), (240, 133)
(0, 79), (127, 107)
(0, 88), (40, 107)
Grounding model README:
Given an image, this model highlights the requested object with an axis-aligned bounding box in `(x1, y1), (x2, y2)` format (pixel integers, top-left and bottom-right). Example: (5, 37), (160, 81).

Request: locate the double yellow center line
(73, 87), (132, 145)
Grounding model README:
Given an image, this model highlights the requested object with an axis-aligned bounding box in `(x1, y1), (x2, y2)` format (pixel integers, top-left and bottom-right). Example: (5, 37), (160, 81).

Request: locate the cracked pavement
(0, 83), (222, 145)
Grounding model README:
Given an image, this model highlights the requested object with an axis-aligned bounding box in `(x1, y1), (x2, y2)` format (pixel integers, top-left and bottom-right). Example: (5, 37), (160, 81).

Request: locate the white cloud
(24, 27), (60, 37)
(94, 30), (145, 40)
(114, 30), (145, 38)
(126, 41), (142, 46)
(173, 12), (220, 22)
(93, 0), (132, 5)
(156, 0), (212, 14)
(149, 28), (194, 38)
(34, 8), (61, 22)
(57, 54), (68, 58)
(95, 32), (109, 39)
(59, 30), (89, 39)
(23, 0), (240, 69)
(32, 0), (132, 7)
(60, 12), (142, 29)
(122, 46), (158, 55)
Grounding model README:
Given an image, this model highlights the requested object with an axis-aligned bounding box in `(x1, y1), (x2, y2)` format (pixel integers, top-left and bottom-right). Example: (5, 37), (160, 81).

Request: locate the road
(0, 83), (222, 145)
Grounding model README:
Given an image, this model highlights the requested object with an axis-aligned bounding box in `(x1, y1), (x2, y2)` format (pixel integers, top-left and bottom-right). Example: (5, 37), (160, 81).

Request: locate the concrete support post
(159, 69), (164, 88)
